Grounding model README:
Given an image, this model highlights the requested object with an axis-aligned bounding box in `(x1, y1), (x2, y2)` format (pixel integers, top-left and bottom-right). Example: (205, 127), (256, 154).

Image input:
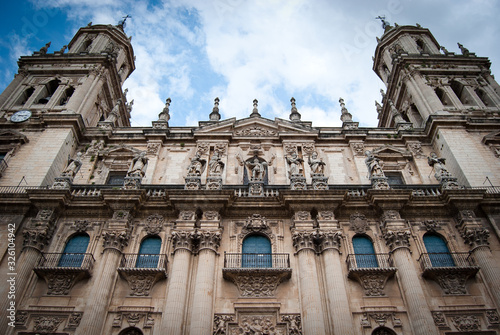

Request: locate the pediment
(102, 144), (142, 157)
(372, 145), (412, 159)
(0, 130), (29, 144)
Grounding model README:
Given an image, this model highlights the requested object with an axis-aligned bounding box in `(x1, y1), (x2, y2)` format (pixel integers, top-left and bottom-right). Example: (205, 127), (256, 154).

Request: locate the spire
(117, 14), (131, 30)
(339, 97), (353, 122)
(159, 98), (171, 122)
(209, 97), (221, 121)
(388, 99), (404, 123)
(250, 99), (260, 117)
(289, 97), (301, 121)
(375, 100), (383, 118)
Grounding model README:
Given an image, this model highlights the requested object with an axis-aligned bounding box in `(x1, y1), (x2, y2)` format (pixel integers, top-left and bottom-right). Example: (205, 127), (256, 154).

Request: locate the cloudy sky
(1, 0), (499, 127)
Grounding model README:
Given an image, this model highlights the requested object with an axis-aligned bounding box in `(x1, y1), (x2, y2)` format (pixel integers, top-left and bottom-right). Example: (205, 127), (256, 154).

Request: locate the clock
(10, 110), (32, 123)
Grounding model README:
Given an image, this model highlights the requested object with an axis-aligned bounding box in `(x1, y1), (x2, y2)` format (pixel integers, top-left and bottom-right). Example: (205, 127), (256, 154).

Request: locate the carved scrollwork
(213, 314), (235, 335)
(45, 272), (79, 295)
(179, 211), (195, 221)
(227, 273), (288, 297)
(127, 274), (157, 296)
(235, 126), (277, 137)
(243, 214), (269, 233)
(203, 211), (220, 221)
(432, 311), (447, 327)
(67, 312), (83, 328)
(486, 309), (500, 325)
(460, 228), (490, 249)
(73, 220), (91, 232)
(33, 316), (64, 333)
(350, 213), (368, 233)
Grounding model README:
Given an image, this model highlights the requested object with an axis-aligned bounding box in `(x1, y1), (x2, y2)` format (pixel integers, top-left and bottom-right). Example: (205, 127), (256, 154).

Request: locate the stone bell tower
(0, 22), (135, 187)
(373, 23), (500, 128)
(0, 22), (135, 127)
(373, 23), (500, 187)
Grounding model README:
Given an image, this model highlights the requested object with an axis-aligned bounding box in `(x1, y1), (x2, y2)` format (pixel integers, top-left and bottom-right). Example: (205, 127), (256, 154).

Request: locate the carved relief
(317, 230), (342, 252)
(144, 214), (164, 235)
(180, 211), (195, 221)
(112, 312), (155, 328)
(203, 211), (220, 221)
(235, 125), (277, 137)
(422, 220), (440, 232)
(432, 312), (447, 327)
(451, 315), (480, 332)
(292, 230), (317, 252)
(350, 142), (365, 156)
(350, 213), (368, 233)
(146, 142), (161, 155)
(358, 273), (389, 296)
(45, 272), (78, 295)
(231, 274), (285, 297)
(214, 314), (234, 335)
(67, 312), (83, 328)
(33, 316), (63, 333)
(407, 142), (425, 158)
(243, 214), (269, 233)
(435, 273), (468, 294)
(302, 143), (315, 155)
(73, 220), (91, 232)
(486, 309), (500, 325)
(317, 211), (334, 221)
(460, 228), (490, 248)
(127, 274), (157, 296)
(226, 312), (289, 334)
(15, 311), (28, 327)
(282, 314), (303, 334)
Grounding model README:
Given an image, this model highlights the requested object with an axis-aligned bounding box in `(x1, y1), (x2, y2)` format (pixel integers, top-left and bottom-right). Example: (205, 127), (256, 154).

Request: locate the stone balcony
(346, 253), (397, 296)
(117, 253), (168, 296)
(34, 252), (95, 295)
(418, 252), (480, 294)
(222, 253), (292, 298)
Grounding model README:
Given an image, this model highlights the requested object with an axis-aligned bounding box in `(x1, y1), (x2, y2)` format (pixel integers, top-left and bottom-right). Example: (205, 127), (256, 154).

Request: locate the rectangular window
(385, 172), (404, 185)
(106, 172), (127, 185)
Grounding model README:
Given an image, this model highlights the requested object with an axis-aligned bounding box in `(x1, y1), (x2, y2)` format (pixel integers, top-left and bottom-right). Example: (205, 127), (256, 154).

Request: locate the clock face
(11, 110), (32, 123)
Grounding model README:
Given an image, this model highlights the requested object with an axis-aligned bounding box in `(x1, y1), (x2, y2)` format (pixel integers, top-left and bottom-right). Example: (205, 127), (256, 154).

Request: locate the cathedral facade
(1, 22), (500, 335)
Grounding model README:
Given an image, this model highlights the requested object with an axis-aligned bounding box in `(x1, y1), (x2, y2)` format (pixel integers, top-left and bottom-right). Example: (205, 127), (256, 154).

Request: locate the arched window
(59, 86), (74, 105)
(58, 234), (90, 267)
(118, 327), (143, 335)
(353, 235), (378, 268)
(16, 87), (35, 105)
(37, 79), (61, 104)
(372, 326), (397, 335)
(475, 88), (495, 107)
(423, 233), (454, 267)
(136, 236), (161, 268)
(242, 235), (271, 268)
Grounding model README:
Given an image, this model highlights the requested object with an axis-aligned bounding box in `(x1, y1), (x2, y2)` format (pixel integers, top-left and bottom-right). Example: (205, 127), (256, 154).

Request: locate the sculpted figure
(187, 153), (205, 176)
(286, 153), (303, 176)
(208, 151), (224, 175)
(428, 152), (450, 176)
(127, 151), (148, 177)
(61, 152), (83, 178)
(308, 151), (325, 175)
(246, 158), (266, 181)
(365, 150), (384, 177)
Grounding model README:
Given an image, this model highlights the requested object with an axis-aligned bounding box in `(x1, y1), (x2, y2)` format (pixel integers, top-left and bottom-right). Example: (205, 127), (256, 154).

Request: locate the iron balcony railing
(118, 253), (168, 270)
(417, 252), (478, 271)
(224, 253), (290, 269)
(35, 252), (95, 270)
(346, 253), (394, 271)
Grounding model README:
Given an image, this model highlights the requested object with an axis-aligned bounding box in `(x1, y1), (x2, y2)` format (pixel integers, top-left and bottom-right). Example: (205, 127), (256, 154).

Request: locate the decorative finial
(39, 42), (51, 55)
(380, 89), (386, 101)
(440, 46), (450, 55)
(209, 97), (221, 121)
(59, 45), (67, 53)
(159, 98), (171, 122)
(375, 100), (382, 114)
(118, 15), (131, 30)
(250, 99), (260, 117)
(126, 99), (134, 113)
(416, 23), (422, 28)
(289, 97), (301, 121)
(87, 22), (92, 27)
(339, 98), (353, 122)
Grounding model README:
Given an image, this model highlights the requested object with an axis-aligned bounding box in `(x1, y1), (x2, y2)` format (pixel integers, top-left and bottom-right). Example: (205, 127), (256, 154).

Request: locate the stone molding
(15, 311), (83, 332)
(431, 309), (499, 331)
(112, 311), (155, 329)
(222, 269), (292, 298)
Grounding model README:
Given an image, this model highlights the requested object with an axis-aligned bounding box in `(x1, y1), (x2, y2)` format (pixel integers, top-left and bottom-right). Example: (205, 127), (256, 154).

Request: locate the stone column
(75, 229), (130, 335)
(292, 230), (327, 335)
(1, 209), (56, 333)
(383, 229), (436, 334)
(318, 231), (355, 335)
(458, 210), (500, 308)
(188, 230), (222, 334)
(161, 231), (195, 335)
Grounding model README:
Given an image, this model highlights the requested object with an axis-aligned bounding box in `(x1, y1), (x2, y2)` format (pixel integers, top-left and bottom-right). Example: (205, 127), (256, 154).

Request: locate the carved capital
(196, 230), (222, 252)
(460, 228), (490, 249)
(292, 230), (317, 253)
(317, 230), (342, 253)
(383, 230), (411, 251)
(102, 230), (130, 251)
(171, 231), (195, 252)
(22, 229), (52, 251)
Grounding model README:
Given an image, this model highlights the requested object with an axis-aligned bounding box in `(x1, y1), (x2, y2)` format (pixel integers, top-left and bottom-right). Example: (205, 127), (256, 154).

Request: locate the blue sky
(1, 0), (499, 127)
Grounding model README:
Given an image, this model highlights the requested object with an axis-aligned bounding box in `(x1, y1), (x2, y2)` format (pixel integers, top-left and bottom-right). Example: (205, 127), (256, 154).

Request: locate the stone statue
(105, 98), (122, 122)
(246, 158), (267, 181)
(308, 151), (325, 175)
(208, 152), (224, 175)
(61, 152), (83, 178)
(59, 45), (67, 53)
(127, 151), (148, 178)
(427, 152), (450, 176)
(286, 153), (303, 176)
(457, 43), (470, 56)
(365, 150), (384, 177)
(187, 153), (205, 176)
